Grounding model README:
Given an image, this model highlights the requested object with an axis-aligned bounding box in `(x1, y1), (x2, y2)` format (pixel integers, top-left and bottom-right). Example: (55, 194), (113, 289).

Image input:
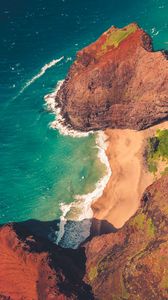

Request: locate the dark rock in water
(56, 23), (168, 131)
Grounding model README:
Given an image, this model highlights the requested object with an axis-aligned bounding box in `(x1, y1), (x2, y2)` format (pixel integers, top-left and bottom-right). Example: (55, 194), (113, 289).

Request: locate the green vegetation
(120, 276), (130, 299)
(130, 213), (155, 238)
(88, 266), (98, 283)
(160, 270), (168, 289)
(101, 24), (137, 52)
(161, 166), (168, 176)
(131, 213), (146, 229)
(146, 218), (156, 238)
(147, 129), (168, 175)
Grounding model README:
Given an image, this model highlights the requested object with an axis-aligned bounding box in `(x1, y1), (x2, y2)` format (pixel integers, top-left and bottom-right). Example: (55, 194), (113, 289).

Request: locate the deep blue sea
(0, 0), (168, 244)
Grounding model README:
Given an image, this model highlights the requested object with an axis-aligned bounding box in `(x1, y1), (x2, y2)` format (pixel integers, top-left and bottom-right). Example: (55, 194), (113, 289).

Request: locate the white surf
(18, 56), (64, 96)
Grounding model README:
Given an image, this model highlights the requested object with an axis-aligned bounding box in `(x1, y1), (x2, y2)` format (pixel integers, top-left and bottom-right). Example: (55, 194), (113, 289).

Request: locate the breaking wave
(44, 81), (112, 248)
(17, 56), (64, 96)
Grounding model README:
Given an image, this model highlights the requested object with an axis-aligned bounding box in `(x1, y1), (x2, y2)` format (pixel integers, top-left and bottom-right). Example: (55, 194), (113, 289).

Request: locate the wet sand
(92, 121), (168, 231)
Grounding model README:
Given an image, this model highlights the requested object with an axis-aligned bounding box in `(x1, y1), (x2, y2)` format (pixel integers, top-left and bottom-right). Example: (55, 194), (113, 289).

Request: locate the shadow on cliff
(0, 217), (117, 299)
(9, 217), (117, 246)
(0, 219), (117, 248)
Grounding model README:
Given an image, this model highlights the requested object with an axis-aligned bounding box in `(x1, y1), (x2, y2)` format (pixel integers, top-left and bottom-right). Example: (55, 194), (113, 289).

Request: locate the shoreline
(56, 131), (112, 248)
(44, 80), (92, 138)
(44, 80), (168, 247)
(44, 82), (112, 248)
(92, 121), (168, 232)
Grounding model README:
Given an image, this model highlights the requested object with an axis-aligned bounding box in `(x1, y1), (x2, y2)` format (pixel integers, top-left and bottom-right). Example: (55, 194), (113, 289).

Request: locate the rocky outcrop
(1, 24), (168, 299)
(0, 223), (93, 300)
(84, 175), (168, 300)
(56, 23), (168, 131)
(1, 180), (168, 299)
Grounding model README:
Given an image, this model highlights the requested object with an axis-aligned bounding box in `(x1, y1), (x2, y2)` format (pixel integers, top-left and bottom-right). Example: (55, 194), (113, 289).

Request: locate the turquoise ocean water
(0, 0), (168, 243)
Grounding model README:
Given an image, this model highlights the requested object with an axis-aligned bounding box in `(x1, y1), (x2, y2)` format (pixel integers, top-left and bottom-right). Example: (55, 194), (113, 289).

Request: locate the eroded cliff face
(1, 24), (168, 300)
(1, 177), (168, 299)
(0, 223), (93, 300)
(84, 175), (168, 300)
(56, 23), (168, 131)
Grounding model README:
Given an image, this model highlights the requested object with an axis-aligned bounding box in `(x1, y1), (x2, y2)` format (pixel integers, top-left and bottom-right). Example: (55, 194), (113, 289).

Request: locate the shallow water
(0, 0), (167, 241)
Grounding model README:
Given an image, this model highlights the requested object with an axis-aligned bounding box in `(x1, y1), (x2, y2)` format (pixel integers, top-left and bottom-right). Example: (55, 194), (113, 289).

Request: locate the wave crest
(44, 80), (92, 138)
(44, 80), (112, 249)
(18, 56), (64, 96)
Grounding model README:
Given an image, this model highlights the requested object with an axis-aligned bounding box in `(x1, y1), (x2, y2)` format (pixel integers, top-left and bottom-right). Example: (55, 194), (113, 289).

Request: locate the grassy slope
(101, 24), (137, 52)
(147, 129), (168, 175)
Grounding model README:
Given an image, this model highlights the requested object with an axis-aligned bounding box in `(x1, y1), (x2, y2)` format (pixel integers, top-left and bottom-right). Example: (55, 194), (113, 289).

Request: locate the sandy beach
(92, 121), (168, 231)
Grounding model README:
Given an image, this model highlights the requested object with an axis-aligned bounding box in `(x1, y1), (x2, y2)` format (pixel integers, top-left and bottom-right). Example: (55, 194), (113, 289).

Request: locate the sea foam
(56, 131), (112, 248)
(44, 80), (92, 137)
(44, 80), (112, 248)
(18, 56), (64, 96)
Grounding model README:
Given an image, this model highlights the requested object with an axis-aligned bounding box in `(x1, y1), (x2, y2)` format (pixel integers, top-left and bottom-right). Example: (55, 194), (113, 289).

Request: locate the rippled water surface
(0, 0), (168, 225)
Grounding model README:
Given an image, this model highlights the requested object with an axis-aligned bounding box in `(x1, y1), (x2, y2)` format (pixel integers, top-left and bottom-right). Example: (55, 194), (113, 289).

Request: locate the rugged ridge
(56, 23), (168, 131)
(1, 24), (168, 300)
(1, 177), (168, 299)
(84, 175), (168, 300)
(0, 223), (93, 300)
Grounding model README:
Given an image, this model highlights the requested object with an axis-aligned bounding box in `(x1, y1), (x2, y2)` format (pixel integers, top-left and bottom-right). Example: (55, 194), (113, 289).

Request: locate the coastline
(92, 121), (168, 232)
(55, 131), (112, 248)
(44, 80), (168, 247)
(56, 132), (112, 249)
(44, 80), (92, 138)
(44, 82), (112, 248)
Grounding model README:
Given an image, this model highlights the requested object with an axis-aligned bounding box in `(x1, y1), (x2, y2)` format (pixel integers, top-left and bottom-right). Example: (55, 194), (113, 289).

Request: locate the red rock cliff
(84, 175), (168, 300)
(56, 23), (168, 131)
(1, 176), (168, 299)
(0, 224), (93, 300)
(1, 24), (168, 300)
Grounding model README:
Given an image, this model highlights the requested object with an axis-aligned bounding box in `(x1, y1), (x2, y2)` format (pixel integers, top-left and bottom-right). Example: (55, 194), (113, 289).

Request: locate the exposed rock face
(56, 23), (168, 131)
(1, 24), (168, 299)
(1, 177), (168, 299)
(84, 175), (168, 300)
(0, 223), (93, 300)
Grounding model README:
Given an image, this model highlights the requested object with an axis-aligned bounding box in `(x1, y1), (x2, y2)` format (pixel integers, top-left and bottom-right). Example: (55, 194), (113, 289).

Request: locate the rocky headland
(56, 23), (168, 131)
(1, 24), (168, 299)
